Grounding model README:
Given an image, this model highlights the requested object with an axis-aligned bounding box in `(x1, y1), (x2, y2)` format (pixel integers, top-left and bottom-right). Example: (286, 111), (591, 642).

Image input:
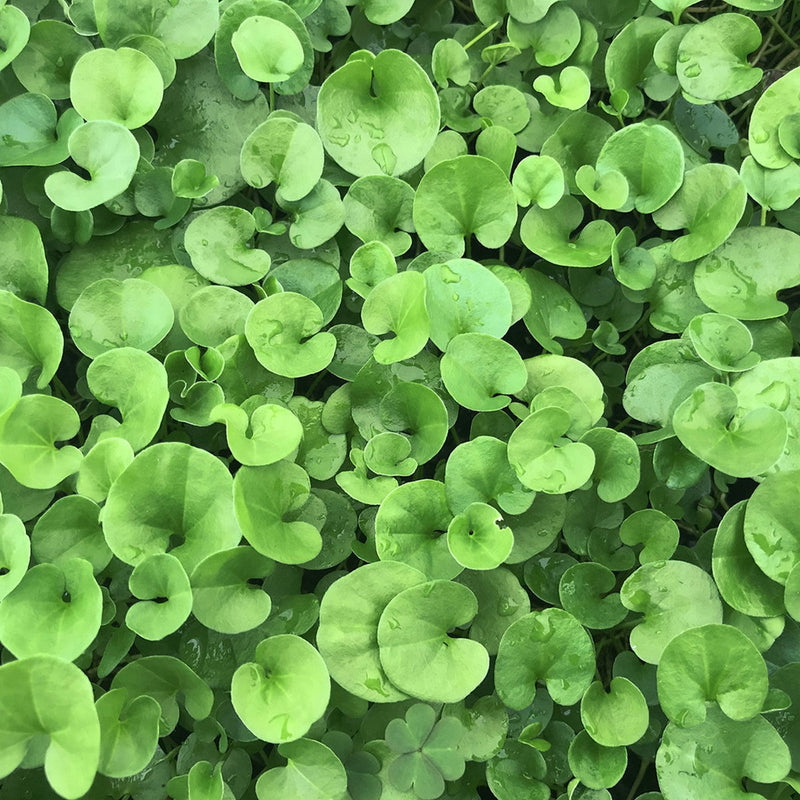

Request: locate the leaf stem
(761, 204), (769, 226)
(766, 14), (800, 52)
(464, 20), (500, 52)
(624, 758), (652, 800)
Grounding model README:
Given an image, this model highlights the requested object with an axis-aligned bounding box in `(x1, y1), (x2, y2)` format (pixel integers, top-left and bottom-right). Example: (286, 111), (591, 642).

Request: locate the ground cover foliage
(1, 0), (800, 798)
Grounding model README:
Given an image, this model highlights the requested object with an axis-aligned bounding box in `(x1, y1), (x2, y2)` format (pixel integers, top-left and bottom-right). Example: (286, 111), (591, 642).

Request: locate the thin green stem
(624, 759), (652, 800)
(761, 204), (769, 226)
(766, 14), (800, 51)
(464, 20), (500, 51)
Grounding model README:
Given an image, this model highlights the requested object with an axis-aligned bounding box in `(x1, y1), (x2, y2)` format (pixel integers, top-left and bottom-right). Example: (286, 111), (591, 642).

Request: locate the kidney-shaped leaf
(0, 393), (82, 490)
(241, 116), (324, 201)
(70, 47), (163, 128)
(507, 406), (596, 494)
(126, 553), (193, 641)
(45, 121), (140, 212)
(656, 708), (790, 800)
(743, 470), (800, 584)
(231, 634), (330, 743)
(185, 206), (271, 287)
(446, 502), (514, 570)
(413, 155), (517, 257)
(318, 49), (439, 178)
(377, 580), (490, 704)
(694, 226), (800, 320)
(620, 560), (723, 664)
(520, 195), (616, 268)
(255, 739), (348, 800)
(233, 461), (321, 564)
(441, 333), (527, 412)
(651, 163), (746, 262)
(0, 656), (100, 800)
(581, 677), (649, 747)
(0, 513), (29, 602)
(86, 348), (169, 451)
(495, 608), (595, 709)
(102, 442), (241, 573)
(0, 557), (101, 661)
(317, 560), (426, 703)
(190, 546), (272, 634)
(245, 292), (336, 378)
(595, 123), (684, 213)
(672, 382), (787, 478)
(232, 15), (305, 83)
(657, 624), (768, 728)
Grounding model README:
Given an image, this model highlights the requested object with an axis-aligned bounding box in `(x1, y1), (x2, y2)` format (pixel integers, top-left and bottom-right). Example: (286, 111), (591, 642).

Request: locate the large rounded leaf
(96, 689), (160, 780)
(413, 156), (517, 256)
(620, 560), (723, 664)
(86, 348), (169, 451)
(102, 442), (241, 573)
(233, 461), (321, 564)
(374, 480), (461, 580)
(0, 656), (100, 800)
(495, 608), (595, 709)
(377, 580), (490, 704)
(231, 634), (330, 743)
(255, 739), (348, 800)
(580, 678), (649, 747)
(318, 49), (439, 178)
(190, 546), (273, 634)
(0, 557), (101, 661)
(656, 708), (790, 800)
(245, 292), (336, 378)
(44, 121), (140, 212)
(743, 470), (800, 584)
(70, 47), (163, 128)
(656, 624), (768, 727)
(316, 560), (427, 702)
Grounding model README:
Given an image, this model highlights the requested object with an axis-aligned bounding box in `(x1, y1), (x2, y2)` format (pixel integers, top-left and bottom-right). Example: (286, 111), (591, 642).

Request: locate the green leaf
(568, 731), (627, 790)
(343, 175), (415, 256)
(512, 155), (565, 209)
(126, 553), (193, 640)
(495, 608), (595, 708)
(31, 494), (110, 574)
(694, 226), (800, 320)
(102, 442), (241, 573)
(580, 427), (640, 503)
(0, 655), (100, 800)
(317, 49), (439, 177)
(0, 393), (82, 489)
(520, 196), (616, 268)
(672, 382), (787, 477)
(96, 689), (161, 779)
(246, 292), (336, 377)
(317, 560), (425, 702)
(507, 406), (596, 494)
(595, 123), (684, 213)
(86, 348), (169, 451)
(361, 271), (429, 364)
(377, 580), (490, 704)
(581, 678), (649, 747)
(255, 739), (348, 800)
(0, 215), (48, 304)
(620, 560), (723, 664)
(374, 479), (461, 580)
(441, 333), (527, 412)
(533, 66), (591, 110)
(656, 708), (790, 799)
(0, 556), (101, 661)
(232, 16), (305, 83)
(651, 163), (746, 262)
(0, 289), (63, 389)
(558, 562), (627, 630)
(45, 120), (140, 212)
(413, 155), (517, 256)
(657, 624), (768, 727)
(70, 47), (163, 128)
(446, 502), (514, 570)
(743, 470), (800, 584)
(233, 461), (322, 564)
(210, 401), (303, 466)
(0, 513), (29, 602)
(521, 269), (587, 353)
(184, 206), (271, 286)
(231, 634), (330, 743)
(676, 13), (762, 102)
(619, 508), (679, 565)
(241, 116), (324, 201)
